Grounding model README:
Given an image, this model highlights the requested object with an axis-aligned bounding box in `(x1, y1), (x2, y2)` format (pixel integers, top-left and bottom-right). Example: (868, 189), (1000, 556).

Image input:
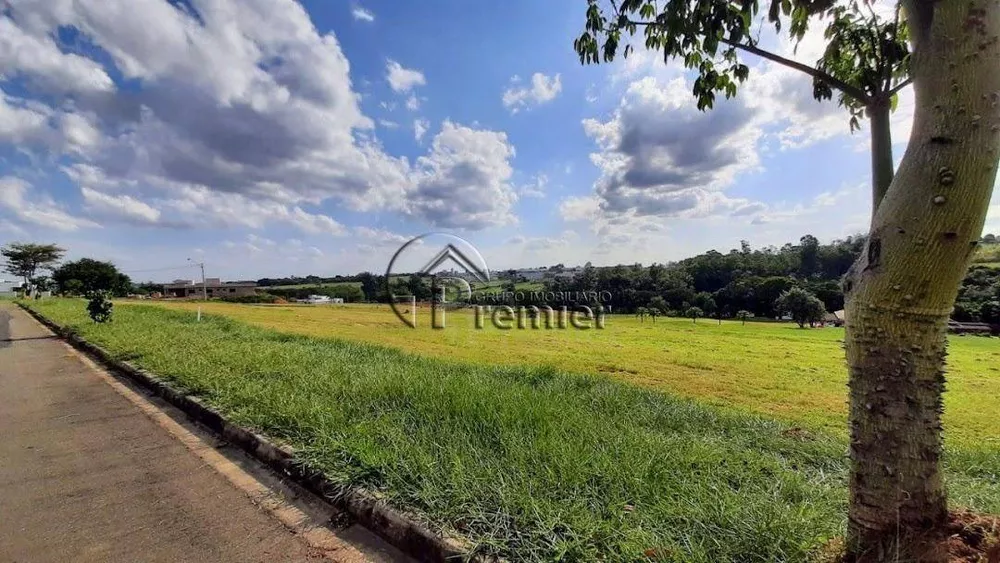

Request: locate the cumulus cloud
(582, 76), (762, 220)
(351, 6), (375, 22)
(0, 1), (517, 234)
(502, 72), (562, 114)
(0, 177), (99, 231)
(386, 60), (426, 93)
(355, 226), (411, 246)
(407, 121), (517, 229)
(81, 187), (161, 225)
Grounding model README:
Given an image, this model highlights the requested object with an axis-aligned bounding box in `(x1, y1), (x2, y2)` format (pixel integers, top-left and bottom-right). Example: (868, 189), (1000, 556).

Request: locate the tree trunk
(870, 98), (895, 213)
(844, 0), (1000, 560)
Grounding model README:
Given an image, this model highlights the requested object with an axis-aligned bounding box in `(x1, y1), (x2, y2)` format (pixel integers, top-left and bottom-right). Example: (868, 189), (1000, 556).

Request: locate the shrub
(86, 291), (113, 323)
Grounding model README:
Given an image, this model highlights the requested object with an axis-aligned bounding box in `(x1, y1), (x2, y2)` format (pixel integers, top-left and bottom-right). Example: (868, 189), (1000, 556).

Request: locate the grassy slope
(27, 300), (1000, 561)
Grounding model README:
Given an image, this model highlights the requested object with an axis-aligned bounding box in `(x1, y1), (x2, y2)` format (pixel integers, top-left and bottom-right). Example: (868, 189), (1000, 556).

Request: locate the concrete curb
(18, 303), (477, 563)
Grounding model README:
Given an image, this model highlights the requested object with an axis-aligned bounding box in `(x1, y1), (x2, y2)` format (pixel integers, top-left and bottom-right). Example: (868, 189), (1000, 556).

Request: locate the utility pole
(187, 258), (207, 300)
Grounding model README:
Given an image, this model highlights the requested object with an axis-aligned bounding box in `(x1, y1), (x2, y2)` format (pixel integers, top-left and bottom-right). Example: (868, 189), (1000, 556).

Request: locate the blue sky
(0, 0), (993, 282)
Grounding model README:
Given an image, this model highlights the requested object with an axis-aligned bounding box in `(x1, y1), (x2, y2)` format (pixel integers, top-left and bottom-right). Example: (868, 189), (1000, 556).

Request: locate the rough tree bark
(844, 0), (1000, 559)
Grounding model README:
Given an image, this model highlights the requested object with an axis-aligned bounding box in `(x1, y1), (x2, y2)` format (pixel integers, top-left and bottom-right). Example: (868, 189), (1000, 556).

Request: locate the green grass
(153, 301), (1000, 454)
(26, 300), (1000, 561)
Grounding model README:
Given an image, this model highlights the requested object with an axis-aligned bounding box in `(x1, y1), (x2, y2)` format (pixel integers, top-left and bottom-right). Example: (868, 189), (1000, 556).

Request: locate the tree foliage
(1, 242), (65, 286)
(52, 258), (132, 297)
(775, 287), (828, 327)
(573, 0), (910, 115)
(548, 234), (863, 317)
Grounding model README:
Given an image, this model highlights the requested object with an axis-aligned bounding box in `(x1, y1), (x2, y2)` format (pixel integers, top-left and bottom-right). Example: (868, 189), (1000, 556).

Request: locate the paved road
(0, 303), (405, 563)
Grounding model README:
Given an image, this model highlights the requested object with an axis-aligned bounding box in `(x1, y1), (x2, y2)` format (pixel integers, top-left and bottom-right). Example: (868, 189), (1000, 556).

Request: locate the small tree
(648, 295), (668, 315)
(648, 307), (660, 323)
(686, 306), (703, 324)
(86, 291), (113, 323)
(635, 306), (648, 322)
(775, 287), (827, 328)
(1, 243), (65, 294)
(736, 309), (753, 326)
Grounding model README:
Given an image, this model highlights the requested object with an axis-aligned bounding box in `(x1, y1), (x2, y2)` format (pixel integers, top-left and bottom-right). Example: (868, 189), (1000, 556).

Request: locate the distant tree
(1, 242), (65, 290)
(775, 287), (827, 328)
(635, 306), (648, 322)
(648, 295), (668, 315)
(692, 292), (716, 315)
(686, 306), (703, 324)
(979, 301), (1000, 325)
(30, 275), (53, 292)
(983, 233), (997, 244)
(52, 258), (132, 297)
(357, 272), (380, 302)
(648, 307), (659, 323)
(736, 309), (753, 326)
(798, 235), (820, 278)
(407, 274), (431, 301)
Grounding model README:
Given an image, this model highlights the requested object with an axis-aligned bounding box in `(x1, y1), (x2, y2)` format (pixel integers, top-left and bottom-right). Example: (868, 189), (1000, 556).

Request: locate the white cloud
(0, 177), (99, 231)
(407, 121), (517, 229)
(378, 119), (399, 129)
(581, 76), (762, 220)
(559, 195), (601, 222)
(351, 6), (375, 22)
(0, 2), (521, 236)
(355, 226), (410, 245)
(414, 118), (429, 142)
(0, 16), (115, 95)
(502, 72), (562, 114)
(519, 174), (547, 199)
(405, 94), (420, 111)
(386, 60), (426, 93)
(81, 187), (161, 225)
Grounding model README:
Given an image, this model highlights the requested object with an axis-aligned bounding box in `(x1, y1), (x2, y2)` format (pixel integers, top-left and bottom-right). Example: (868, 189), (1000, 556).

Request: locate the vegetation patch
(27, 299), (1000, 561)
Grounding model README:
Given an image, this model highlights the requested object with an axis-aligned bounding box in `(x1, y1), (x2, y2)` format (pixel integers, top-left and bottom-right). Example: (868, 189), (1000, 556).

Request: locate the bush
(86, 291), (113, 323)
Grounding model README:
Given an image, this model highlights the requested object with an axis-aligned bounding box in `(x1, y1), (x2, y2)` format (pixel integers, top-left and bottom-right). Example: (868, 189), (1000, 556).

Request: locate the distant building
(298, 295), (344, 304)
(162, 278), (258, 299)
(0, 278), (19, 296)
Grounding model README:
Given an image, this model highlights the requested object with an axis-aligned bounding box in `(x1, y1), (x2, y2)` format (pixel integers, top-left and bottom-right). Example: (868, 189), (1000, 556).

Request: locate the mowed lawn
(27, 300), (1000, 561)
(156, 301), (999, 451)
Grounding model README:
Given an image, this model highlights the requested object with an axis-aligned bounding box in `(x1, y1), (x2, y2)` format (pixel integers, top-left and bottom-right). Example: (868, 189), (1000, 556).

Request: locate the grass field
(25, 299), (1000, 561)
(152, 301), (998, 452)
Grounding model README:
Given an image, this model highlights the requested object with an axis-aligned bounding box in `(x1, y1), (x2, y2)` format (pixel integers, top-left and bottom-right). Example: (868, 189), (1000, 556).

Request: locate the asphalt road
(0, 303), (405, 563)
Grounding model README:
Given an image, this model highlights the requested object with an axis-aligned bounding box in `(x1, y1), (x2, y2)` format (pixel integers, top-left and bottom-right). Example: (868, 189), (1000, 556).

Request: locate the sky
(0, 0), (997, 283)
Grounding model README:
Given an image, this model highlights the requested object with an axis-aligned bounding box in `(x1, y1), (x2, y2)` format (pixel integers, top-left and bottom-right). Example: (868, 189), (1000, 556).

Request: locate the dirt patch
(942, 510), (1000, 562)
(818, 510), (1000, 562)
